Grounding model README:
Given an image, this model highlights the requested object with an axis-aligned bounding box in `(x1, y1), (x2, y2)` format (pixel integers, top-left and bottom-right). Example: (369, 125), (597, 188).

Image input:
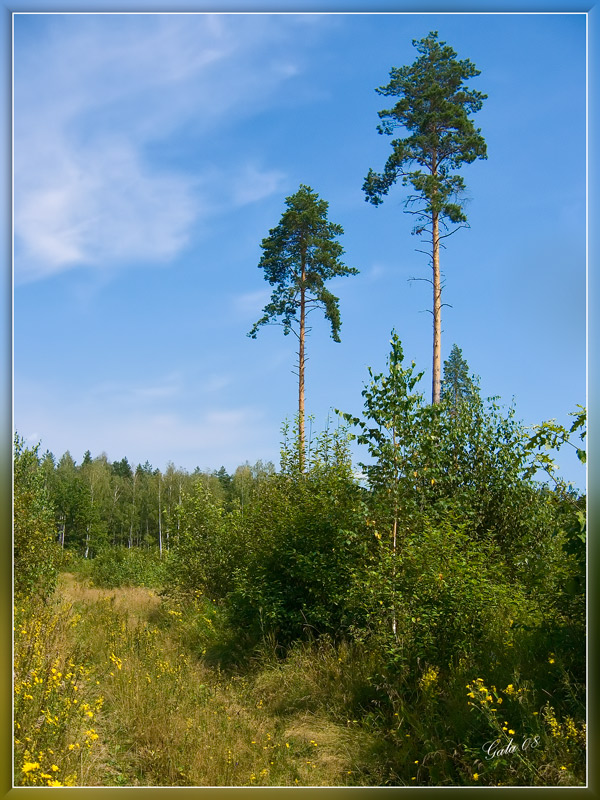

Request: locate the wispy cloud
(202, 373), (233, 394)
(14, 14), (320, 284)
(15, 140), (199, 282)
(90, 372), (185, 405)
(232, 163), (287, 206)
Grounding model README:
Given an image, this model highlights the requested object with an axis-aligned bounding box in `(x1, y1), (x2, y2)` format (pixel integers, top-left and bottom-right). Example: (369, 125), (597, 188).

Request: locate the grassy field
(14, 570), (585, 788)
(14, 572), (393, 787)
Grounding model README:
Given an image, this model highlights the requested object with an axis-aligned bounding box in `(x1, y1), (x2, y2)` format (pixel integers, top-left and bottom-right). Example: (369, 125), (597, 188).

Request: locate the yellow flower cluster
(109, 652), (123, 671)
(14, 602), (103, 787)
(502, 681), (530, 704)
(466, 678), (502, 709)
(542, 704), (586, 745)
(19, 757), (74, 787)
(156, 657), (187, 678)
(419, 665), (440, 693)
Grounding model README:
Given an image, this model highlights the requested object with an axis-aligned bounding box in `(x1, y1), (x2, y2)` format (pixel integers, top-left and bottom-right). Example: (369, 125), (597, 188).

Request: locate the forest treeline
(18, 439), (276, 560)
(14, 339), (586, 786)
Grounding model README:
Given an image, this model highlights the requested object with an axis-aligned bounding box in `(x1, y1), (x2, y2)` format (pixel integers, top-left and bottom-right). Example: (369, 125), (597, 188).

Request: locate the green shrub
(14, 435), (61, 601)
(90, 546), (168, 588)
(345, 516), (539, 677)
(225, 426), (363, 647)
(165, 487), (242, 602)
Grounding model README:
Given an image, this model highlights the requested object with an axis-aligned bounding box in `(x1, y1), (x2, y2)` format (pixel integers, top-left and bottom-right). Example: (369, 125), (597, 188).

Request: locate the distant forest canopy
(33, 446), (276, 556)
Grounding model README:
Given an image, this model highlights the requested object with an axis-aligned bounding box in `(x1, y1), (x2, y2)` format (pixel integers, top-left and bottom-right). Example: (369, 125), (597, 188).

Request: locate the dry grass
(59, 572), (161, 621)
(40, 574), (370, 786)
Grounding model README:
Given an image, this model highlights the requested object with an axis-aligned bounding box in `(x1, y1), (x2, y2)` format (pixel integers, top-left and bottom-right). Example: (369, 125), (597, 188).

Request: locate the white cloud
(13, 14), (316, 284)
(15, 140), (199, 282)
(365, 263), (388, 282)
(202, 374), (233, 393)
(90, 373), (184, 405)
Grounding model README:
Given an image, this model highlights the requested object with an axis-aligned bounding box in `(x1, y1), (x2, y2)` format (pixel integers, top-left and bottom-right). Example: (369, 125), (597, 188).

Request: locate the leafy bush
(14, 435), (61, 601)
(165, 486), (243, 602)
(339, 333), (560, 568)
(90, 546), (168, 588)
(224, 425), (363, 647)
(345, 516), (539, 676)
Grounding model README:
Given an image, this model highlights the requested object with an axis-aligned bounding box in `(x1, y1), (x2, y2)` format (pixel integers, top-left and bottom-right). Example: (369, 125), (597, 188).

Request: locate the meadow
(13, 559), (586, 787)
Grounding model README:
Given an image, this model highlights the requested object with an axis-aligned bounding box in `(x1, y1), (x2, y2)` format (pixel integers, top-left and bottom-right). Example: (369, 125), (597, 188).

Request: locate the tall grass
(14, 573), (585, 787)
(13, 594), (105, 786)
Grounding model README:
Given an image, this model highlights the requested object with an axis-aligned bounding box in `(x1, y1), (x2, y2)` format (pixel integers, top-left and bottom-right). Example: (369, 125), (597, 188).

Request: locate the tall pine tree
(249, 184), (358, 472)
(363, 31), (487, 404)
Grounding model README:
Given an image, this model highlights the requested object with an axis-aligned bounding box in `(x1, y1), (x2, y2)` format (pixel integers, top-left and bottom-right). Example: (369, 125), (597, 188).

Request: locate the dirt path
(55, 573), (369, 787)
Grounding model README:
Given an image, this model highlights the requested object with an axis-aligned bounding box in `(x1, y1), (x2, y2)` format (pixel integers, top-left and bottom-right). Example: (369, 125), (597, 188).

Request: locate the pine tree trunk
(432, 209), (442, 405)
(298, 249), (306, 472)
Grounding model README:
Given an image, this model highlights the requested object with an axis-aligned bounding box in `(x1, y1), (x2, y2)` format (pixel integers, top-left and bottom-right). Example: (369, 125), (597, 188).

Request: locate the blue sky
(13, 12), (586, 488)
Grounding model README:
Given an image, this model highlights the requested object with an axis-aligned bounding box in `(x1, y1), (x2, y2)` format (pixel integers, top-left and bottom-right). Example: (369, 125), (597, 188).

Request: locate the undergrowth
(14, 573), (585, 787)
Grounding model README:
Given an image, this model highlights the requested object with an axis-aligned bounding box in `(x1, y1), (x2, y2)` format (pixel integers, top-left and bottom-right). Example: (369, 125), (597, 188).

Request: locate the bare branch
(414, 248), (433, 260)
(408, 275), (433, 286)
(437, 224), (467, 242)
